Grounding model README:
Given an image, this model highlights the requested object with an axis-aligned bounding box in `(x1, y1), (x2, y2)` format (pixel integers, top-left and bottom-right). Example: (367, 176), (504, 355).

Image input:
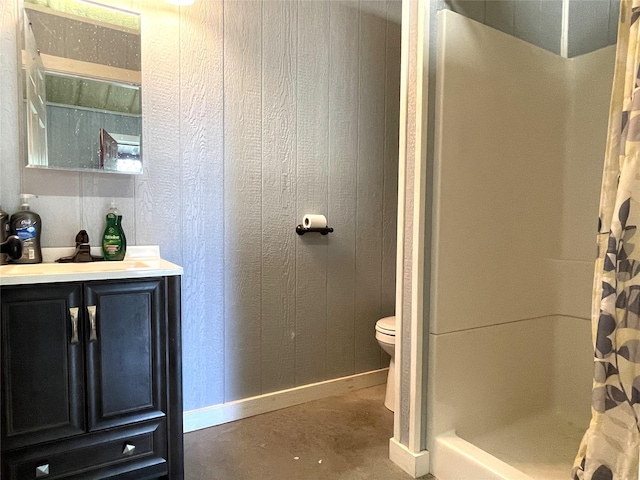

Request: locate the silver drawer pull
(69, 307), (79, 344)
(87, 305), (97, 341)
(123, 443), (136, 456)
(36, 463), (50, 477)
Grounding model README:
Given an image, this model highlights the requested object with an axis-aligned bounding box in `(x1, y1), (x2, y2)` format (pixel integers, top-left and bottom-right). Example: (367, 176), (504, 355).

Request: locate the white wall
(428, 11), (614, 446)
(0, 0), (402, 412)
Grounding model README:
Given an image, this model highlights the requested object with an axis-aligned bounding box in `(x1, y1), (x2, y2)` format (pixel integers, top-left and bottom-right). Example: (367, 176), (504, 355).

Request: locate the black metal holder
(296, 225), (334, 236)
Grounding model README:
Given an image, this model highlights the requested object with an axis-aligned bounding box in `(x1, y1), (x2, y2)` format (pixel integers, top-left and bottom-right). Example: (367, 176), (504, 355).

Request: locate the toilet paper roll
(303, 214), (327, 229)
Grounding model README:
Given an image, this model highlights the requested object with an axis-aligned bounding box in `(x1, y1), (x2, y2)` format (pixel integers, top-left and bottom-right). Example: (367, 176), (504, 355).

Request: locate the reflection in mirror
(22, 0), (142, 174)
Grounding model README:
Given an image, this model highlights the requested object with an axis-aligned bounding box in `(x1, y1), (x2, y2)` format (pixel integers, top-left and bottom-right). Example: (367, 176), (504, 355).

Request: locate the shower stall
(427, 11), (615, 480)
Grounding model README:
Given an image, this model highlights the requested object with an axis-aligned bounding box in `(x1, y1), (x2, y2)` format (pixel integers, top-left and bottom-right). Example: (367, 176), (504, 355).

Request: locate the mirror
(22, 0), (142, 174)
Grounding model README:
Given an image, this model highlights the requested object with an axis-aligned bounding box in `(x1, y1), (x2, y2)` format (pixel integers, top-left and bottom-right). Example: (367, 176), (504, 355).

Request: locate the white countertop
(0, 246), (183, 286)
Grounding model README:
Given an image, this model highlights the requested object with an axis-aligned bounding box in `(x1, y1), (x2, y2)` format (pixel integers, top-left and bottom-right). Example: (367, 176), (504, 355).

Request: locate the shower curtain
(573, 1), (640, 479)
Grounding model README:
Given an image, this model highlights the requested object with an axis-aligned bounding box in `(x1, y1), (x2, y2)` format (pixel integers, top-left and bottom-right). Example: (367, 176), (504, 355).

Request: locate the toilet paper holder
(296, 214), (333, 235)
(296, 225), (334, 235)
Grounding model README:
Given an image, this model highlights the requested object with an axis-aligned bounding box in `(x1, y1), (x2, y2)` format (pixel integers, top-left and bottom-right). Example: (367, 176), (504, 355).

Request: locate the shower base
(433, 410), (586, 480)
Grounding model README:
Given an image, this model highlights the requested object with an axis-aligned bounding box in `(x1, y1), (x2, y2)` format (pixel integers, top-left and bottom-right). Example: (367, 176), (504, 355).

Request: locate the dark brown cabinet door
(1, 284), (85, 450)
(84, 279), (166, 431)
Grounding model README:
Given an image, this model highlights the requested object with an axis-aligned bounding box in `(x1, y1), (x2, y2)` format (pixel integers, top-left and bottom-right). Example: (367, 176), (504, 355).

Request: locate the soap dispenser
(102, 202), (126, 261)
(10, 194), (42, 264)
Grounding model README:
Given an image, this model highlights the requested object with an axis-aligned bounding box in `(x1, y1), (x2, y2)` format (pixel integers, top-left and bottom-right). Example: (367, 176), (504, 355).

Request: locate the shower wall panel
(429, 10), (614, 450)
(428, 314), (593, 442)
(428, 315), (557, 440)
(432, 11), (565, 335)
(440, 0), (618, 58)
(561, 45), (616, 262)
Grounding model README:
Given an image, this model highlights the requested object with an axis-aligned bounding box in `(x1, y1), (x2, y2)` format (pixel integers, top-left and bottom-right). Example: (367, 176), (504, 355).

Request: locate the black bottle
(10, 194), (42, 264)
(0, 205), (9, 265)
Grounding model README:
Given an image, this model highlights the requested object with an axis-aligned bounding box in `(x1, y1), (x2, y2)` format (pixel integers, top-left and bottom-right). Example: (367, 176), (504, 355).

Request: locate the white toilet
(375, 315), (396, 411)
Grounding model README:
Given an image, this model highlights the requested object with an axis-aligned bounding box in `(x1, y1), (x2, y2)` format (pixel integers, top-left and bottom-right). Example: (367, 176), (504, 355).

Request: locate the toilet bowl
(375, 315), (396, 412)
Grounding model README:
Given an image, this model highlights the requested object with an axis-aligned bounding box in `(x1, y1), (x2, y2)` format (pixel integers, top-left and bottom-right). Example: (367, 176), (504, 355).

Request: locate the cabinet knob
(123, 443), (136, 456)
(36, 463), (50, 477)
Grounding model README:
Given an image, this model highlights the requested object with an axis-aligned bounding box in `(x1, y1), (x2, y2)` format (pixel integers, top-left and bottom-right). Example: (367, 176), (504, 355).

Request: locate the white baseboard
(183, 368), (389, 433)
(389, 437), (430, 478)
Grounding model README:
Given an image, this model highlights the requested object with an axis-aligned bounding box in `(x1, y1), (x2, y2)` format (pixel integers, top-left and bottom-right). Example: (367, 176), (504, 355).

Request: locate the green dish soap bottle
(102, 202), (127, 261)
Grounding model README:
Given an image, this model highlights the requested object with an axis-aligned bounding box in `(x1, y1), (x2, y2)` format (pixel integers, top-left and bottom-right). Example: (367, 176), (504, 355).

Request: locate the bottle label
(14, 222), (37, 261)
(103, 226), (123, 259)
(15, 224), (36, 242)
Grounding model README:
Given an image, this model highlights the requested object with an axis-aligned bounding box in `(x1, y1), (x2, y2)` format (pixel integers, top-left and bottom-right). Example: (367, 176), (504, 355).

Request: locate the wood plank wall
(2, 0), (402, 411)
(185, 0), (402, 408)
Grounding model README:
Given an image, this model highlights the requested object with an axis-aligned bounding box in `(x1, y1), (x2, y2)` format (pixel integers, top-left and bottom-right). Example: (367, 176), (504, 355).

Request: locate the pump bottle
(10, 194), (42, 264)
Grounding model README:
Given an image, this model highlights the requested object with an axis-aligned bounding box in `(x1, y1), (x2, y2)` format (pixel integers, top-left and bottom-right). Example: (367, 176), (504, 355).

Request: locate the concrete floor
(184, 384), (433, 480)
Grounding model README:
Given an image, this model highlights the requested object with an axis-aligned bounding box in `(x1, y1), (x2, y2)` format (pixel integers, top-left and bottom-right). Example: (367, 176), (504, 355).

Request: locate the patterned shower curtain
(573, 1), (640, 479)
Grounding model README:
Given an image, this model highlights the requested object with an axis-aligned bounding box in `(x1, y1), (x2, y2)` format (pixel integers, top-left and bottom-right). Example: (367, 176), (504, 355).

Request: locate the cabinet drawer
(3, 420), (167, 480)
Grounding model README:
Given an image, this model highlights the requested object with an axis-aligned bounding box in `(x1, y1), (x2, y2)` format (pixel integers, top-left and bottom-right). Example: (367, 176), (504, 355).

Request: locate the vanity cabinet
(0, 276), (183, 480)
